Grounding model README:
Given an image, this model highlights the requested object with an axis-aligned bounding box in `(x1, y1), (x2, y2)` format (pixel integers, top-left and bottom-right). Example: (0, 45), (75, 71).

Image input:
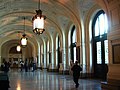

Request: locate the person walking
(32, 57), (37, 72)
(3, 60), (10, 73)
(69, 60), (74, 75)
(20, 61), (24, 71)
(71, 61), (82, 88)
(24, 59), (28, 72)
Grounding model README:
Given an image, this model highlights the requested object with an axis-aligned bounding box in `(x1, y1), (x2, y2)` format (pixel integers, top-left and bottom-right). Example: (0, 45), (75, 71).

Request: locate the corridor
(8, 69), (102, 90)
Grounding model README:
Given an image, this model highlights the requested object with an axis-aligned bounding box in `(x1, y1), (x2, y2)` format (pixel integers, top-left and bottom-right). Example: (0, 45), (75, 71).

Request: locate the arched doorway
(9, 46), (22, 68)
(92, 10), (108, 80)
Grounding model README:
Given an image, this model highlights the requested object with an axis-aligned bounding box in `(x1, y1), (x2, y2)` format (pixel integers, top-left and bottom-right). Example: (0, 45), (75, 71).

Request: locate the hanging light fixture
(16, 32), (21, 52)
(17, 45), (21, 52)
(32, 0), (46, 35)
(21, 17), (27, 47)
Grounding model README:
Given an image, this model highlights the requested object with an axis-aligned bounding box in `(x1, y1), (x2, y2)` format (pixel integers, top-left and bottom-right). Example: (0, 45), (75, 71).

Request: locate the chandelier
(21, 17), (27, 47)
(32, 0), (46, 35)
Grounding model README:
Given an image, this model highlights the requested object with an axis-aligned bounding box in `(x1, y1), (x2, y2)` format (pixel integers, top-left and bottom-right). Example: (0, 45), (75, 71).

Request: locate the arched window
(56, 35), (61, 70)
(47, 41), (50, 66)
(92, 10), (108, 80)
(71, 25), (76, 63)
(41, 44), (44, 64)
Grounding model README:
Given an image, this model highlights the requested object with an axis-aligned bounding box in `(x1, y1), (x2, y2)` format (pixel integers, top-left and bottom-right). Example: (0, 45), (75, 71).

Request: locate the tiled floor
(8, 69), (102, 90)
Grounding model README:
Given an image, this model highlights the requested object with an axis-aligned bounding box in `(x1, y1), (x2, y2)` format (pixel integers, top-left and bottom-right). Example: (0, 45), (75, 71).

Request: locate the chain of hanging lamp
(23, 17), (26, 37)
(21, 17), (27, 47)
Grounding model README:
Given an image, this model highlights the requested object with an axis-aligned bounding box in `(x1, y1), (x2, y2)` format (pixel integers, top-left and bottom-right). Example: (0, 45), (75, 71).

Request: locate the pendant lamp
(21, 17), (27, 47)
(16, 32), (21, 52)
(32, 0), (46, 35)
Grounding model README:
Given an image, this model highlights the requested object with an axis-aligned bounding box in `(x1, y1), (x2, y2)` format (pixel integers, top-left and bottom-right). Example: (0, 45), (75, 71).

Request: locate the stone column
(37, 45), (40, 67)
(43, 42), (47, 68)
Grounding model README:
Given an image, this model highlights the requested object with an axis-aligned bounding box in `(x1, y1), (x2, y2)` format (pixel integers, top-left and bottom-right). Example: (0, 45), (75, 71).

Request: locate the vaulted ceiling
(0, 0), (97, 48)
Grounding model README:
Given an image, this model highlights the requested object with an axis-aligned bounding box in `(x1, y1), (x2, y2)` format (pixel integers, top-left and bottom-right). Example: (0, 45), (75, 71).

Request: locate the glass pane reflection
(97, 42), (102, 64)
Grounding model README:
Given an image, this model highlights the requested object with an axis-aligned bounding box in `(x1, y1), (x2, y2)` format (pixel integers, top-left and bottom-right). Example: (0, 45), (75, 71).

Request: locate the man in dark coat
(71, 61), (82, 88)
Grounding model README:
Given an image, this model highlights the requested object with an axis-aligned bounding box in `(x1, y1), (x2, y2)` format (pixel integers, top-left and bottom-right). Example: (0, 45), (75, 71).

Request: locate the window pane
(99, 14), (105, 35)
(74, 47), (76, 63)
(97, 42), (102, 64)
(104, 40), (108, 64)
(104, 14), (108, 33)
(95, 19), (99, 36)
(47, 41), (49, 52)
(98, 13), (108, 35)
(72, 28), (76, 43)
